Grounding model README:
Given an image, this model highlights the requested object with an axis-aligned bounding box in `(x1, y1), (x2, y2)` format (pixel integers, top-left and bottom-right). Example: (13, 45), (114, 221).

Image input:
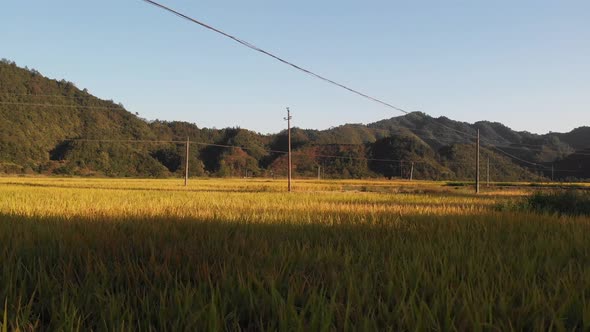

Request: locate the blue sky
(2, 1), (589, 134)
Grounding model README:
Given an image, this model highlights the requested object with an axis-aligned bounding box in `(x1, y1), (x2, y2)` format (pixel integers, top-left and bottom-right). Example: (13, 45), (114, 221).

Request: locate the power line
(61, 137), (565, 169)
(478, 136), (577, 150)
(7, 100), (584, 171)
(61, 138), (186, 144)
(6, 99), (583, 157)
(138, 0), (494, 149)
(4, 0), (582, 175)
(0, 99), (472, 146)
(0, 93), (92, 99)
(53, 114), (589, 157)
(414, 113), (477, 138)
(375, 114), (580, 149)
(313, 124), (588, 157)
(0, 100), (469, 146)
(1, 99), (479, 149)
(5, 95), (571, 152)
(487, 144), (546, 168)
(562, 151), (590, 157)
(2, 93), (582, 159)
(2, 2), (573, 174)
(482, 139), (565, 149)
(59, 137), (450, 165)
(141, 0), (551, 171)
(140, 0), (559, 169)
(0, 101), (124, 110)
(0, 135), (565, 178)
(141, 0), (411, 115)
(0, 89), (578, 164)
(60, 138), (289, 155)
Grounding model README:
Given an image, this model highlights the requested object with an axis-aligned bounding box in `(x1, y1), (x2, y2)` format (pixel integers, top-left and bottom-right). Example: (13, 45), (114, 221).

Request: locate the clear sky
(2, 1), (589, 134)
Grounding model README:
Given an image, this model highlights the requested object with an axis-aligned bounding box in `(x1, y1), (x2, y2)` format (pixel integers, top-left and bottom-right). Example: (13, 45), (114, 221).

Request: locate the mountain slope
(0, 60), (165, 175)
(1, 59), (588, 180)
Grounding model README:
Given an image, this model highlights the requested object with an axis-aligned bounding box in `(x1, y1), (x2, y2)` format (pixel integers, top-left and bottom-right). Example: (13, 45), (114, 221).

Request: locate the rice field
(1, 177), (589, 331)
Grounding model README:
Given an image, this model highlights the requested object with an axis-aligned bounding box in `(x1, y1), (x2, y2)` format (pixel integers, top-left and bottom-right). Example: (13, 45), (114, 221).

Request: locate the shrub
(526, 190), (590, 216)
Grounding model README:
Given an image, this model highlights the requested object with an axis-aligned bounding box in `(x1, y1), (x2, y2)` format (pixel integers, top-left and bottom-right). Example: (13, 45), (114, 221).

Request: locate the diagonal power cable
(141, 0), (410, 115)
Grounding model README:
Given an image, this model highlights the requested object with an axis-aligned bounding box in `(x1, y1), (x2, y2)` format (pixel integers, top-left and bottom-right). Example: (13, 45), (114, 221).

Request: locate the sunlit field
(1, 177), (589, 330)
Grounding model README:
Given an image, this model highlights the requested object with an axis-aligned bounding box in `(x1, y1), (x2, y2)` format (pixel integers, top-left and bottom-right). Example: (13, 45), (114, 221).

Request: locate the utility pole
(400, 161), (403, 179)
(318, 165), (321, 180)
(410, 162), (414, 181)
(486, 157), (490, 187)
(284, 107), (292, 192)
(476, 129), (480, 194)
(184, 136), (190, 187)
(552, 164), (554, 182)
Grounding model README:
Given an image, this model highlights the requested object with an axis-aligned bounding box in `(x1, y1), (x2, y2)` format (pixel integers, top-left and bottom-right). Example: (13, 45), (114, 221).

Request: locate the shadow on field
(1, 212), (589, 331)
(343, 201), (496, 209)
(1, 181), (276, 193)
(3, 181), (527, 199)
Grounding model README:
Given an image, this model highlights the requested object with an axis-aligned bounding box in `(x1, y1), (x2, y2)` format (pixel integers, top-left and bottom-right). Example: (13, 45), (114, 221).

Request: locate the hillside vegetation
(1, 59), (588, 180)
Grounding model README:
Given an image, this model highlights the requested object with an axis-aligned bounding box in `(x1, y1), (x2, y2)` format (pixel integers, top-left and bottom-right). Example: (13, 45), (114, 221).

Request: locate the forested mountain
(1, 59), (588, 180)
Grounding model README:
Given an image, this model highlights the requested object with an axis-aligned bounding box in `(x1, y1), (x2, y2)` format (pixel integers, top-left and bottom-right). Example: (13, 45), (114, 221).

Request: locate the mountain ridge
(1, 59), (588, 180)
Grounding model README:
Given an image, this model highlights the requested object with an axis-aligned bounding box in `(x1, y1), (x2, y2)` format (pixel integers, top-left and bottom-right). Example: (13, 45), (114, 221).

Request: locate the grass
(0, 177), (589, 330)
(445, 180), (590, 189)
(527, 190), (590, 216)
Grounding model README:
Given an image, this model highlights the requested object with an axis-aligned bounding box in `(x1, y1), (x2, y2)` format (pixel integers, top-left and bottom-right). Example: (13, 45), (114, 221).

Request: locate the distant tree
(369, 136), (432, 179)
(151, 147), (182, 172)
(218, 148), (259, 177)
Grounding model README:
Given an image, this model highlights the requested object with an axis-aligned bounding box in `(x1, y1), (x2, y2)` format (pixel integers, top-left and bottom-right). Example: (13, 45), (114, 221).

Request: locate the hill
(1, 59), (588, 180)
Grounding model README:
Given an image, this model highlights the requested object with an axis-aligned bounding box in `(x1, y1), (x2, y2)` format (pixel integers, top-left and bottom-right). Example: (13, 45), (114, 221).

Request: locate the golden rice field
(0, 176), (589, 331)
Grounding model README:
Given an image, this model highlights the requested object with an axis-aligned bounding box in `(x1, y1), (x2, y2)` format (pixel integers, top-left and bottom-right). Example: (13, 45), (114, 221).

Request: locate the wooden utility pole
(410, 162), (414, 181)
(318, 165), (321, 180)
(184, 136), (190, 187)
(552, 164), (554, 182)
(486, 157), (490, 187)
(476, 129), (480, 194)
(285, 107), (292, 192)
